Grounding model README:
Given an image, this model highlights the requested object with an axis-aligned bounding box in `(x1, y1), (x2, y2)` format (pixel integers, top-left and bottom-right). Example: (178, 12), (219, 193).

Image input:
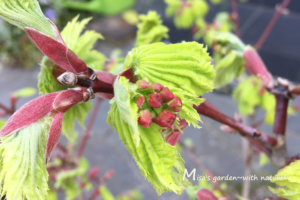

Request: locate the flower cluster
(135, 79), (182, 128)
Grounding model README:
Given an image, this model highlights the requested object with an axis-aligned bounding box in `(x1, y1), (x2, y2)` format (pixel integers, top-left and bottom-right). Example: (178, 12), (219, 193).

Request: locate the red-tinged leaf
(0, 92), (59, 137)
(196, 189), (218, 200)
(165, 131), (181, 146)
(96, 71), (115, 99)
(53, 89), (85, 113)
(47, 19), (66, 45)
(46, 112), (64, 162)
(243, 46), (273, 88)
(114, 68), (134, 83)
(25, 27), (88, 76)
(66, 49), (89, 77)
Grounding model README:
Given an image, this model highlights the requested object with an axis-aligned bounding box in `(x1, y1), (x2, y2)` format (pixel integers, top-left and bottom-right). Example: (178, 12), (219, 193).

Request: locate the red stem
(0, 103), (13, 114)
(273, 79), (289, 135)
(254, 0), (291, 50)
(230, 0), (241, 38)
(78, 98), (103, 158)
(194, 101), (277, 148)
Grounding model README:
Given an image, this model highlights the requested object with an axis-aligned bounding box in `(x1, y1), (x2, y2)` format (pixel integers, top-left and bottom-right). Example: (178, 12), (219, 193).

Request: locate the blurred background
(0, 0), (300, 199)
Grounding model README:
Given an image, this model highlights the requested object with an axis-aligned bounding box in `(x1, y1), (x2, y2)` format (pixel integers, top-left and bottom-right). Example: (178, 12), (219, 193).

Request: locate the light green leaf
(0, 117), (53, 200)
(38, 16), (106, 140)
(205, 31), (245, 51)
(47, 188), (58, 200)
(107, 103), (191, 195)
(0, 120), (6, 129)
(214, 50), (245, 88)
(113, 77), (139, 146)
(269, 160), (300, 200)
(259, 153), (270, 167)
(12, 87), (37, 98)
(124, 42), (215, 128)
(136, 11), (169, 47)
(100, 185), (115, 200)
(0, 0), (57, 39)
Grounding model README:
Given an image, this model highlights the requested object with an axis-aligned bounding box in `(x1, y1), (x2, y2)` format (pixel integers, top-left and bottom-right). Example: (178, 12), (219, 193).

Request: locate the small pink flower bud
(136, 80), (150, 89)
(136, 95), (145, 109)
(154, 110), (176, 127)
(103, 169), (115, 180)
(196, 189), (218, 200)
(138, 110), (153, 128)
(167, 97), (182, 112)
(88, 167), (100, 180)
(160, 87), (175, 102)
(150, 83), (164, 93)
(147, 93), (162, 108)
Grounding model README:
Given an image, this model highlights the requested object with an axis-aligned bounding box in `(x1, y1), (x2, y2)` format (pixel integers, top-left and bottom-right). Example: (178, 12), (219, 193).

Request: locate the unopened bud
(147, 93), (162, 108)
(150, 83), (164, 93)
(88, 167), (99, 180)
(103, 169), (115, 180)
(136, 80), (150, 89)
(196, 189), (218, 200)
(136, 95), (145, 109)
(160, 87), (175, 102)
(154, 110), (176, 127)
(138, 110), (152, 128)
(57, 72), (78, 86)
(167, 97), (182, 112)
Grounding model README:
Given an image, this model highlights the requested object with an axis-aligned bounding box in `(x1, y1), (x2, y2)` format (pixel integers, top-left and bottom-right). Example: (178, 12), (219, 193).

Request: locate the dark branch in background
(254, 0), (291, 50)
(78, 97), (103, 158)
(230, 0), (241, 38)
(194, 101), (278, 147)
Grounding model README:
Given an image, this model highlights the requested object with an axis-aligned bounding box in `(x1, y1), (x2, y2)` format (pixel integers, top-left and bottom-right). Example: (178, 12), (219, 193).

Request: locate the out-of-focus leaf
(0, 120), (6, 129)
(214, 50), (244, 88)
(100, 185), (115, 200)
(62, 0), (136, 16)
(259, 153), (270, 167)
(12, 87), (37, 98)
(123, 10), (139, 25)
(136, 11), (169, 47)
(55, 158), (89, 200)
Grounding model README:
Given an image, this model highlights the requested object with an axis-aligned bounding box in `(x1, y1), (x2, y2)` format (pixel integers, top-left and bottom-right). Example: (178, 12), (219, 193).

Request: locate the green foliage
(12, 87), (37, 98)
(55, 158), (89, 200)
(136, 11), (169, 47)
(233, 76), (295, 125)
(259, 153), (270, 167)
(214, 50), (244, 88)
(0, 117), (53, 200)
(124, 42), (215, 128)
(100, 185), (115, 200)
(0, 120), (6, 129)
(38, 16), (106, 140)
(113, 77), (139, 146)
(165, 0), (208, 29)
(62, 0), (136, 16)
(269, 160), (300, 200)
(0, 0), (57, 39)
(107, 98), (191, 195)
(122, 10), (139, 25)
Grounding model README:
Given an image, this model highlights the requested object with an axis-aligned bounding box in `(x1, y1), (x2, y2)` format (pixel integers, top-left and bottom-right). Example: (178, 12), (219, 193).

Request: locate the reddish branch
(230, 0), (241, 38)
(273, 79), (290, 135)
(77, 97), (103, 158)
(254, 0), (291, 50)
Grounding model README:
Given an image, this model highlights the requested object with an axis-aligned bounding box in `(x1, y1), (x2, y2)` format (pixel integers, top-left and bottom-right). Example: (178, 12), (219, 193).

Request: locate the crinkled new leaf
(0, 0), (57, 39)
(0, 117), (53, 200)
(124, 42), (215, 128)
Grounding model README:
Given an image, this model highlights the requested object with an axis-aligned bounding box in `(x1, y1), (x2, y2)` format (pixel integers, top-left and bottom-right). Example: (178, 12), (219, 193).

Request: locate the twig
(254, 0), (291, 50)
(77, 98), (103, 158)
(194, 101), (278, 147)
(0, 102), (12, 114)
(230, 0), (241, 38)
